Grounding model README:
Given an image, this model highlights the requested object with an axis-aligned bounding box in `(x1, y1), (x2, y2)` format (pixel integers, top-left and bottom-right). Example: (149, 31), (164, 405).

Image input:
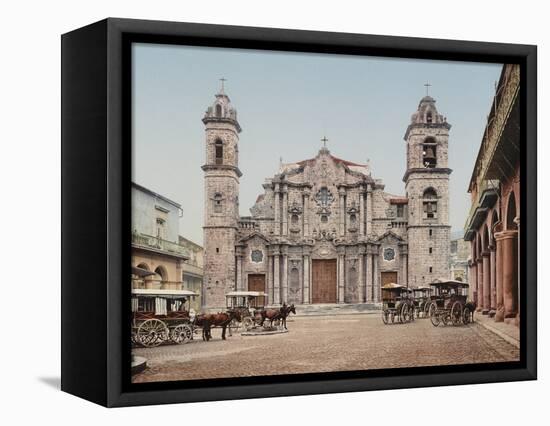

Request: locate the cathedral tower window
(215, 140), (223, 164)
(422, 188), (438, 219)
(426, 111), (433, 123)
(215, 103), (223, 117)
(422, 137), (437, 168)
(213, 193), (223, 213)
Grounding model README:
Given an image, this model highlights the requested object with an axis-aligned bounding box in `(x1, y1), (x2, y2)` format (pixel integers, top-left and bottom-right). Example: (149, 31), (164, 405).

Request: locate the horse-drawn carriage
(381, 283), (415, 324)
(131, 288), (198, 347)
(411, 286), (432, 318)
(225, 291), (268, 331)
(427, 279), (476, 327)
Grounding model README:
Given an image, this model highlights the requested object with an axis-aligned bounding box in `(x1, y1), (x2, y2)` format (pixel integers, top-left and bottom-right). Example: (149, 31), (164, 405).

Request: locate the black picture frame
(61, 17), (537, 407)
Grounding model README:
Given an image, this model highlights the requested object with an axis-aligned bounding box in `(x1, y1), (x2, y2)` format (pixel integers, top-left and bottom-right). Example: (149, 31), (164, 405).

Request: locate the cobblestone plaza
(132, 314), (519, 383)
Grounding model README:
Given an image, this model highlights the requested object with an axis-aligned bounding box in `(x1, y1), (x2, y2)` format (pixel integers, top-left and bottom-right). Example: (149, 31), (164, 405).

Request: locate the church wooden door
(247, 274), (266, 306)
(381, 271), (398, 286)
(312, 259), (337, 304)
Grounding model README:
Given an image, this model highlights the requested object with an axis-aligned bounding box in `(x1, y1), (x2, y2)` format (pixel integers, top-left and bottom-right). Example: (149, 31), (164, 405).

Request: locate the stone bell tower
(201, 80), (242, 309)
(404, 92), (452, 287)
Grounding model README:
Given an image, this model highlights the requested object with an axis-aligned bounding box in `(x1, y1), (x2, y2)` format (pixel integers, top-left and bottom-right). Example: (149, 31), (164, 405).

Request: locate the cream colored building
(131, 183), (189, 291)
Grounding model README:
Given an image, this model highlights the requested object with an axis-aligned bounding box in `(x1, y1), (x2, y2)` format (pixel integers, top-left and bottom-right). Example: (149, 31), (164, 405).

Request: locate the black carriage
(381, 283), (415, 324)
(427, 279), (476, 327)
(225, 291), (268, 331)
(411, 286), (432, 318)
(131, 288), (198, 347)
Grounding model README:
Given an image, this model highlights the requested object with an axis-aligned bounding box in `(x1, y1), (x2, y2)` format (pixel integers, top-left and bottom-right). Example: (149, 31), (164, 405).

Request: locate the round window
(251, 249), (263, 263)
(383, 247), (395, 261)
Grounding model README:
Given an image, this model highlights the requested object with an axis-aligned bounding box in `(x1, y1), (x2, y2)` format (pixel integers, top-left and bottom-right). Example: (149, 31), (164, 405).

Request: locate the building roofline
(132, 182), (182, 208)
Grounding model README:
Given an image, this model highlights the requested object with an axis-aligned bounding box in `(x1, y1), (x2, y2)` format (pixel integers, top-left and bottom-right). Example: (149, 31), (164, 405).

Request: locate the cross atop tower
(424, 82), (432, 96)
(321, 136), (328, 149)
(219, 77), (227, 93)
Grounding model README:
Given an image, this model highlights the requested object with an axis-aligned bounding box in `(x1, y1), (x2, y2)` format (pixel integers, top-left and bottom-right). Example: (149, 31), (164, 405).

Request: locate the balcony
(238, 217), (258, 230)
(464, 179), (500, 240)
(132, 232), (190, 259)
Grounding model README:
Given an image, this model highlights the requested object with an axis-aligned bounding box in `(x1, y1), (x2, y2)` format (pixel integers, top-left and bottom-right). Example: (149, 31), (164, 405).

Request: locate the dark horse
(259, 303), (296, 329)
(279, 303), (296, 329)
(194, 310), (241, 341)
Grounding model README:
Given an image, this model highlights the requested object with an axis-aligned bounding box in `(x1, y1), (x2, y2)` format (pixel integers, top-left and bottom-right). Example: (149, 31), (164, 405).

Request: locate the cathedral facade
(201, 86), (452, 309)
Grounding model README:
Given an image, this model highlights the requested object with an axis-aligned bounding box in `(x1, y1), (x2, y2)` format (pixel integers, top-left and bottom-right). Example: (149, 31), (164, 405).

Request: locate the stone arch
(506, 191), (517, 230)
(154, 265), (169, 282)
(136, 262), (150, 271)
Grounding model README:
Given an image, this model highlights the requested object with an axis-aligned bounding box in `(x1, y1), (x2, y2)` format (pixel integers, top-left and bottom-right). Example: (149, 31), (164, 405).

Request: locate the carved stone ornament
(383, 247), (395, 261)
(315, 187), (334, 208)
(288, 200), (303, 214)
(347, 200), (359, 214)
(251, 249), (264, 263)
(385, 206), (396, 218)
(312, 227), (337, 241)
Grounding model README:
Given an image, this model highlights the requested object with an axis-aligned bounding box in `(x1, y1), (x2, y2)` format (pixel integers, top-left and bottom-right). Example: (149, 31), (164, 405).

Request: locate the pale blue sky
(132, 43), (502, 245)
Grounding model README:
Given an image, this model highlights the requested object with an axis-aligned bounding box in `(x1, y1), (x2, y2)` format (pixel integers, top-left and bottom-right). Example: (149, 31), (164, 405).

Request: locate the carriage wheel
(430, 310), (441, 327)
(137, 319), (168, 347)
(424, 302), (431, 318)
(463, 306), (472, 325)
(409, 304), (415, 321)
(382, 310), (389, 325)
(228, 318), (240, 336)
(242, 317), (254, 331)
(450, 301), (463, 326)
(400, 304), (409, 324)
(441, 311), (450, 326)
(170, 324), (193, 344)
(428, 302), (437, 319)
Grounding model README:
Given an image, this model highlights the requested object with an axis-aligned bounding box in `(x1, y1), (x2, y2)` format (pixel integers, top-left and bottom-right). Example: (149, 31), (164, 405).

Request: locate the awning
(132, 266), (156, 278)
(131, 288), (198, 298)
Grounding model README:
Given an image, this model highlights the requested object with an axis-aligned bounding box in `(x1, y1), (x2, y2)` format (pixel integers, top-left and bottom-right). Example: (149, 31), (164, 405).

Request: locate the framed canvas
(61, 18), (537, 407)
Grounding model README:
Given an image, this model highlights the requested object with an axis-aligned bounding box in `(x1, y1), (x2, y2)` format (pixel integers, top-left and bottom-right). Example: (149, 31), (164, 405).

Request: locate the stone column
(273, 250), (280, 305)
(366, 185), (373, 236)
(176, 259), (183, 290)
(366, 249), (373, 302)
(495, 230), (518, 320)
(303, 251), (310, 304)
(359, 188), (365, 236)
(303, 190), (310, 237)
(357, 253), (364, 303)
(468, 260), (476, 302)
(282, 185), (288, 236)
(489, 245), (497, 317)
(236, 253), (243, 290)
(373, 251), (380, 302)
(476, 258), (483, 312)
(401, 248), (408, 287)
(339, 188), (346, 237)
(274, 185), (280, 236)
(267, 254), (274, 305)
(514, 216), (520, 327)
(281, 247), (288, 304)
(495, 235), (504, 322)
(482, 251), (491, 314)
(337, 250), (345, 303)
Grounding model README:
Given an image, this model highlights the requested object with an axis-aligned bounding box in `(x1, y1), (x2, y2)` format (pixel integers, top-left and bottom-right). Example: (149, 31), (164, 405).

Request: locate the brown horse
(195, 310), (241, 341)
(259, 303), (296, 329)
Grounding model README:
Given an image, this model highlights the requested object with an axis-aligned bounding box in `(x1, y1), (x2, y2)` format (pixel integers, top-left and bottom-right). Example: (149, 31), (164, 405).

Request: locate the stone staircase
(291, 303), (382, 317)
